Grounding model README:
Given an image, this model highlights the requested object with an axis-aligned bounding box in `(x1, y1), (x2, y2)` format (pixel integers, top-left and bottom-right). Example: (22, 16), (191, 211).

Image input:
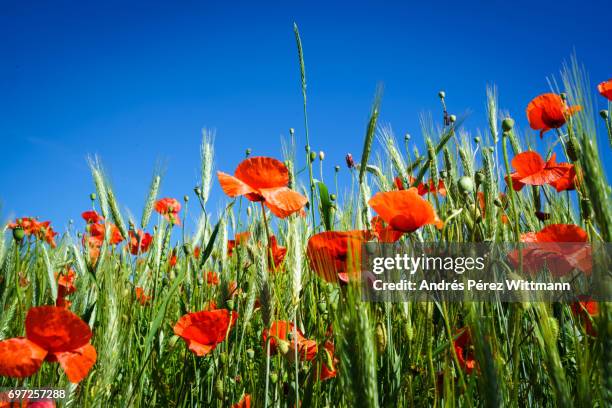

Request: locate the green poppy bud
(330, 194), (336, 201)
(458, 176), (474, 194)
(289, 128), (295, 135)
(214, 379), (224, 399)
(245, 148), (252, 157)
(319, 151), (325, 161)
(600, 109), (609, 119)
(317, 301), (327, 313)
(226, 299), (234, 310)
(246, 348), (255, 359)
(13, 227), (25, 242)
(502, 117), (515, 132)
(277, 339), (290, 355)
(183, 195), (189, 202)
(438, 91), (446, 99)
(473, 137), (480, 144)
(270, 372), (278, 384)
(475, 171), (485, 184)
(194, 186), (201, 196)
(449, 114), (457, 123)
(404, 133), (411, 141)
(309, 151), (317, 162)
(334, 165), (340, 172)
(89, 193), (97, 201)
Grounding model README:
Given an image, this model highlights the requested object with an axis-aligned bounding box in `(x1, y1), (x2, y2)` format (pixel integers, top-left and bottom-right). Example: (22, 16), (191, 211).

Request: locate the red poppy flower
(0, 306), (96, 383)
(368, 189), (443, 233)
(206, 271), (220, 286)
(571, 296), (598, 336)
(81, 211), (103, 224)
(548, 163), (576, 192)
(154, 198), (182, 225)
(306, 230), (371, 284)
(507, 152), (568, 191)
(262, 321), (318, 361)
(173, 309), (238, 356)
(127, 230), (153, 255)
(371, 216), (403, 242)
(232, 394), (251, 408)
(526, 93), (581, 137)
(56, 267), (76, 298)
(509, 224), (591, 277)
(598, 79), (612, 100)
(8, 218), (58, 248)
(135, 287), (152, 305)
(217, 157), (308, 218)
(268, 235), (287, 269)
(193, 246), (201, 259)
(169, 249), (178, 268)
(87, 223), (123, 246)
(477, 192), (510, 224)
(228, 232), (250, 257)
(453, 328), (476, 374)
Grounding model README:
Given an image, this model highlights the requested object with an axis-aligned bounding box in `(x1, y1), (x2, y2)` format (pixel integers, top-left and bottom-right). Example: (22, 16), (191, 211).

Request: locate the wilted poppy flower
(217, 157), (308, 218)
(453, 328), (476, 374)
(173, 309), (238, 356)
(598, 79), (612, 100)
(81, 210), (103, 224)
(371, 216), (403, 243)
(320, 340), (338, 381)
(232, 394), (251, 408)
(526, 93), (581, 137)
(154, 198), (182, 225)
(0, 306), (97, 383)
(135, 287), (152, 305)
(127, 230), (153, 255)
(228, 232), (250, 257)
(509, 224), (591, 277)
(369, 189), (443, 233)
(206, 271), (220, 286)
(262, 321), (318, 361)
(268, 235), (287, 270)
(507, 152), (569, 191)
(571, 296), (598, 336)
(307, 230), (371, 284)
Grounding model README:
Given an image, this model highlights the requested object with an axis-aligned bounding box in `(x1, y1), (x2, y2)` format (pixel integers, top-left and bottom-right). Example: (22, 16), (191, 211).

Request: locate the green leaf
(316, 181), (334, 231)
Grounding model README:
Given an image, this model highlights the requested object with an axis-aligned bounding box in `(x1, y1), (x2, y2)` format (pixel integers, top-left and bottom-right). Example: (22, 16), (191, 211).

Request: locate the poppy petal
(173, 309), (238, 356)
(217, 172), (256, 197)
(0, 338), (47, 378)
(234, 157), (289, 190)
(260, 187), (308, 218)
(598, 79), (612, 100)
(25, 306), (92, 352)
(511, 152), (545, 177)
(52, 343), (97, 383)
(368, 189), (438, 233)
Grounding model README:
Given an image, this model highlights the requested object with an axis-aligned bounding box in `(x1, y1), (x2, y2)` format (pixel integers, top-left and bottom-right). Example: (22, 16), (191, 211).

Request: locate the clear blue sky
(1, 0), (611, 231)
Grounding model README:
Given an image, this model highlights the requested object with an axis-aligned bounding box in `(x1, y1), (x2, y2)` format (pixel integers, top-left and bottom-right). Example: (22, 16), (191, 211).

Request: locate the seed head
(502, 117), (515, 132)
(12, 227), (25, 242)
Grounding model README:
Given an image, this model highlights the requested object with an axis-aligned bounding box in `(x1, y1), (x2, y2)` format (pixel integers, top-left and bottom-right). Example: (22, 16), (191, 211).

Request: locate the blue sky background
(1, 0), (611, 232)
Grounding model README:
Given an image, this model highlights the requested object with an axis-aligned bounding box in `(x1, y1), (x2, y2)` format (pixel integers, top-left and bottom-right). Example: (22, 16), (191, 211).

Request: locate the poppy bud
(317, 301), (327, 313)
(183, 195), (189, 202)
(246, 348), (255, 359)
(560, 92), (567, 101)
(226, 299), (235, 310)
(600, 109), (609, 119)
(449, 114), (457, 123)
(345, 153), (355, 168)
(580, 198), (592, 220)
(289, 128), (295, 136)
(194, 186), (201, 196)
(375, 322), (387, 354)
(438, 91), (446, 99)
(245, 148), (252, 157)
(330, 194), (336, 201)
(319, 151), (325, 161)
(473, 137), (480, 144)
(475, 171), (485, 184)
(404, 133), (411, 141)
(214, 379), (224, 399)
(219, 352), (228, 366)
(334, 165), (340, 172)
(502, 118), (514, 132)
(566, 139), (578, 162)
(458, 176), (474, 194)
(12, 226), (25, 242)
(439, 170), (447, 179)
(309, 151), (317, 163)
(90, 193), (97, 201)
